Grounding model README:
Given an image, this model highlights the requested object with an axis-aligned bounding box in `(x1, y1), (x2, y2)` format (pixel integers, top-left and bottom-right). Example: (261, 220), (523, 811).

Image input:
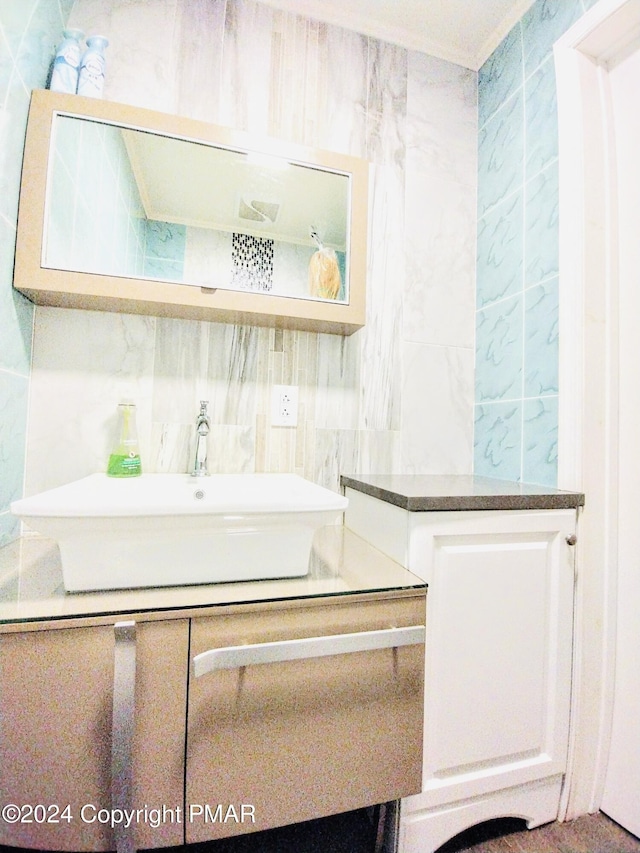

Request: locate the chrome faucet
(191, 400), (210, 476)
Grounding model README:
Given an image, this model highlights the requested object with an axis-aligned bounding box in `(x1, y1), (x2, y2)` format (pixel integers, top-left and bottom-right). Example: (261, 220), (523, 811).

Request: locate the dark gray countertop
(340, 474), (585, 512)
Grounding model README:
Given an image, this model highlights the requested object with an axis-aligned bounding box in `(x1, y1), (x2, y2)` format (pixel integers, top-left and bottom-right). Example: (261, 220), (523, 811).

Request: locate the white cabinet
(344, 490), (577, 853)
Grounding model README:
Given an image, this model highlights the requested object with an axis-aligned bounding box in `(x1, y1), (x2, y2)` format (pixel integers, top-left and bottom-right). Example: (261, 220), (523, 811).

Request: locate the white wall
(600, 36), (640, 838)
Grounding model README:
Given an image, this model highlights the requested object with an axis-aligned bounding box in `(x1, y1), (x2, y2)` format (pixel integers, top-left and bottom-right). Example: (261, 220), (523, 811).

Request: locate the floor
(438, 813), (640, 853)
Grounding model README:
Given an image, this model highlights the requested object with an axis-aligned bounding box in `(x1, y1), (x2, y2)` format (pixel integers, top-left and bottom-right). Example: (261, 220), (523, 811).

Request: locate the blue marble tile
(0, 285), (34, 377)
(478, 24), (522, 128)
(522, 396), (558, 486)
(522, 0), (585, 76)
(21, 10), (60, 90)
(0, 371), (28, 513)
(525, 56), (558, 179)
(475, 294), (523, 403)
(525, 160), (559, 285)
(0, 83), (31, 225)
(477, 190), (523, 308)
(474, 401), (522, 481)
(1, 0), (38, 88)
(477, 88), (524, 217)
(143, 257), (185, 282)
(524, 278), (558, 396)
(0, 23), (12, 103)
(1, 0), (39, 32)
(0, 215), (33, 376)
(145, 221), (187, 263)
(581, 0), (600, 8)
(475, 0), (570, 489)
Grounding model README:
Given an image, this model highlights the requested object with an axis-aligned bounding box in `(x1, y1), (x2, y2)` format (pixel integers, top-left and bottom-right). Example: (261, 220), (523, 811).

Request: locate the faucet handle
(199, 400), (209, 413)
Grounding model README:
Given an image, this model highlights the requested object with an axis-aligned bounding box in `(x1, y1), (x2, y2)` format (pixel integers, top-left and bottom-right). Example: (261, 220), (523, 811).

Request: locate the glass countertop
(0, 526), (425, 626)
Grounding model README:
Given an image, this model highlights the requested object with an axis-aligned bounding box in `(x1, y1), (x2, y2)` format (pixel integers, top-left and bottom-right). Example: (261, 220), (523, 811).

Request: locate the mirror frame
(14, 90), (368, 335)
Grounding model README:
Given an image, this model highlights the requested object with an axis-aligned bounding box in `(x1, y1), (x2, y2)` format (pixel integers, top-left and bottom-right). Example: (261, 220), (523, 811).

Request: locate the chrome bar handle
(193, 625), (425, 678)
(112, 621), (137, 853)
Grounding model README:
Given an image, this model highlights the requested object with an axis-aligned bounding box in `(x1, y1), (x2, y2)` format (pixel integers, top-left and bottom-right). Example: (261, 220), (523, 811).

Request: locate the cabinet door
(186, 595), (425, 844)
(0, 624), (113, 851)
(412, 509), (576, 808)
(0, 618), (188, 851)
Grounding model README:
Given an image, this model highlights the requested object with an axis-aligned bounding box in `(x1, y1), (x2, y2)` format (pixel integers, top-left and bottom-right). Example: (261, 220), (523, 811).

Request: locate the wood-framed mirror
(14, 90), (368, 335)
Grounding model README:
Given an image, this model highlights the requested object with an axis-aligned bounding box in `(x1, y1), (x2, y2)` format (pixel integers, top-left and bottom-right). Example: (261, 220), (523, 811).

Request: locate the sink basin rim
(10, 473), (349, 592)
(11, 472), (348, 519)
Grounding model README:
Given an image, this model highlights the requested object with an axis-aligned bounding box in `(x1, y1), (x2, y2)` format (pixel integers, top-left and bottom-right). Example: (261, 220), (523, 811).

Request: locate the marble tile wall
(17, 0), (477, 501)
(474, 0), (600, 486)
(403, 53), (476, 473)
(0, 0), (74, 546)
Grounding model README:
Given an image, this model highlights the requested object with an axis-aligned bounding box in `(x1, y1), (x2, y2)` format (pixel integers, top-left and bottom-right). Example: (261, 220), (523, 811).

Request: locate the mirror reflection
(44, 114), (351, 304)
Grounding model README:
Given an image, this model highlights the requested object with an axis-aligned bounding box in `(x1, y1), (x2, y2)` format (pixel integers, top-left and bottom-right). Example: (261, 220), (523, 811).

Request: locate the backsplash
(1, 0), (477, 526)
(474, 0), (600, 485)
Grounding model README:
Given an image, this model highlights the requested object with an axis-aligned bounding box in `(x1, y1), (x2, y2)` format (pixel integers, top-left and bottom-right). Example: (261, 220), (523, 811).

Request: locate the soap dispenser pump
(107, 402), (142, 477)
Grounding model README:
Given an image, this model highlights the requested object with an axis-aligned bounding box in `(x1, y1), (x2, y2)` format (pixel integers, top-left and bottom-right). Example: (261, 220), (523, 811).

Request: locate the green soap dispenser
(107, 402), (142, 477)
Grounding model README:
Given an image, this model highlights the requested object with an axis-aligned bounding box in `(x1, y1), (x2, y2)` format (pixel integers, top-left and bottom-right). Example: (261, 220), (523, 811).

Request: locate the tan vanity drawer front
(0, 625), (114, 851)
(0, 619), (188, 852)
(186, 594), (425, 843)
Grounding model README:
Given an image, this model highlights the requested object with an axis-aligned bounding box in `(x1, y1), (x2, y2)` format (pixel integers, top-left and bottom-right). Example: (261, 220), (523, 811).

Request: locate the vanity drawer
(186, 593), (425, 842)
(0, 618), (188, 852)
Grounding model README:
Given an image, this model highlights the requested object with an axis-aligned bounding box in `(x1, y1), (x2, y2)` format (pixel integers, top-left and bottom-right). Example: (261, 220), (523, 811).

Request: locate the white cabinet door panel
(412, 510), (575, 808)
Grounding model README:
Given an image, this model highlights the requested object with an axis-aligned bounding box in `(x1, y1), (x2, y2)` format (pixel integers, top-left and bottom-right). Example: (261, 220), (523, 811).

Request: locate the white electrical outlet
(271, 385), (298, 427)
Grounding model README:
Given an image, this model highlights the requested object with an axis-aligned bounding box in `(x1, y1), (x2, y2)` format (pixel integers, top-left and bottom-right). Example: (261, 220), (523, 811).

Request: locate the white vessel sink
(11, 473), (348, 592)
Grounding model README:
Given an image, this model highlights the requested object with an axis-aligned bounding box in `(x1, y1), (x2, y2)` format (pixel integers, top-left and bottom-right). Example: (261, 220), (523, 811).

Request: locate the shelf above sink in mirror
(14, 90), (369, 335)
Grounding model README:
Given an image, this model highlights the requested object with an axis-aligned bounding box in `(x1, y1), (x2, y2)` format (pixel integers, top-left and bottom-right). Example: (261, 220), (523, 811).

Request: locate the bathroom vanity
(342, 474), (584, 853)
(1, 474), (585, 853)
(0, 526), (425, 852)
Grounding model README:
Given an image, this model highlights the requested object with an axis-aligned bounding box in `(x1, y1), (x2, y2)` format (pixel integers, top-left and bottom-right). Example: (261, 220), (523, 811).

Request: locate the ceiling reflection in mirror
(43, 114), (351, 304)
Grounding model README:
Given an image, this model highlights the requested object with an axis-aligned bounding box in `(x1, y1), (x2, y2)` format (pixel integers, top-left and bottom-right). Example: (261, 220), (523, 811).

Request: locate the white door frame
(554, 0), (640, 820)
